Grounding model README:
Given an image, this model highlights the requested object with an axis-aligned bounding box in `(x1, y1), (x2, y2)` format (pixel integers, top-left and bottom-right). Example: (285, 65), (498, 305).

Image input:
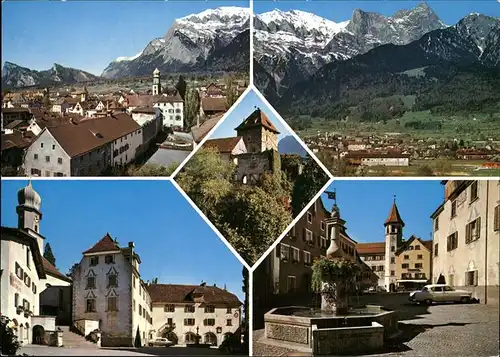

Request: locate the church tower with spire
(152, 68), (161, 95)
(384, 196), (405, 291)
(16, 181), (44, 255)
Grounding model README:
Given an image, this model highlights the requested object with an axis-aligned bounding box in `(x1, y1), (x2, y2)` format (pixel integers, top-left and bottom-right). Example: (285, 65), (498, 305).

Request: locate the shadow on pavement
(101, 346), (223, 355)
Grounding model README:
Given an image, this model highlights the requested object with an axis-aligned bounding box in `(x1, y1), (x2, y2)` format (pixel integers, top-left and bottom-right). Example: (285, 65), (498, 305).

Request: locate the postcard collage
(1, 0), (499, 356)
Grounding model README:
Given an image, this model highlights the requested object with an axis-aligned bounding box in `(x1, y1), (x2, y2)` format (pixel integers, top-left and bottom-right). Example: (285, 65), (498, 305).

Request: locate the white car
(148, 337), (173, 347)
(409, 284), (472, 304)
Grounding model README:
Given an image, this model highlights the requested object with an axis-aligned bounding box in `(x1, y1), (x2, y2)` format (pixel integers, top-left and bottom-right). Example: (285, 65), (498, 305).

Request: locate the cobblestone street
(253, 297), (500, 357)
(20, 345), (223, 356)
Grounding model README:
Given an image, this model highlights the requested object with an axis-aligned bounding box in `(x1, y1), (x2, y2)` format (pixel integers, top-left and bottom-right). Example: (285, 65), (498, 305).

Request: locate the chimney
(128, 241), (135, 248)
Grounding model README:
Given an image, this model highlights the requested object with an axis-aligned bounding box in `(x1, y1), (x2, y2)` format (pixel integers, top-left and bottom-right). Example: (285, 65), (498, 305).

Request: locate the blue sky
(1, 1), (249, 75)
(1, 179), (244, 301)
(254, 1), (500, 25)
(319, 180), (444, 244)
(209, 89), (290, 140)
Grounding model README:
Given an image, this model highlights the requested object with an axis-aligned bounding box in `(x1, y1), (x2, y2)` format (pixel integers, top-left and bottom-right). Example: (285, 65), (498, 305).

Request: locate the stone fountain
(261, 204), (399, 355)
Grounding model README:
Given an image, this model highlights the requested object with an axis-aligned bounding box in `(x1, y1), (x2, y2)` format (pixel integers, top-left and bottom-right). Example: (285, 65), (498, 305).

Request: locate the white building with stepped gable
(1, 181), (72, 345)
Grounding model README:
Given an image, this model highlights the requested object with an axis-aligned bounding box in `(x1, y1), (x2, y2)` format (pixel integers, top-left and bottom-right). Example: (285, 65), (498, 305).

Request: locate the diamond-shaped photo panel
(173, 88), (332, 267)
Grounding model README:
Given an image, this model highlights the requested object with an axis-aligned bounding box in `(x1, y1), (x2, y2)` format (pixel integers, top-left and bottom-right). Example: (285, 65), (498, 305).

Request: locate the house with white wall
(147, 283), (242, 347)
(72, 234), (153, 347)
(1, 182), (72, 345)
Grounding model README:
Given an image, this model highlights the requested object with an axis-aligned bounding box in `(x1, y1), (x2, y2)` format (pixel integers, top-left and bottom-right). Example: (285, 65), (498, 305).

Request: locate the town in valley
(1, 3), (250, 177)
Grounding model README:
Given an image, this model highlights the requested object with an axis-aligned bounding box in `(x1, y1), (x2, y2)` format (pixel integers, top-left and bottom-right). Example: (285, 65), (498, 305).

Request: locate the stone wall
(311, 322), (384, 355)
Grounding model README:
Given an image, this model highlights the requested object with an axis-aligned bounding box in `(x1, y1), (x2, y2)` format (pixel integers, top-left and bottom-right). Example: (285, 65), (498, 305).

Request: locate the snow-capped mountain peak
(178, 6), (249, 23)
(114, 51), (143, 63)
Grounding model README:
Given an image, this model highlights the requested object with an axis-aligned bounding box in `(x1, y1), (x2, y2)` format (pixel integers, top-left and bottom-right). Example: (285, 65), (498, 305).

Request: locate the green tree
(1, 316), (21, 355)
(224, 75), (238, 108)
(434, 158), (452, 176)
(175, 75), (187, 100)
(67, 263), (79, 278)
(291, 157), (329, 217)
(126, 163), (177, 176)
(183, 86), (201, 131)
(242, 267), (249, 352)
(43, 243), (56, 267)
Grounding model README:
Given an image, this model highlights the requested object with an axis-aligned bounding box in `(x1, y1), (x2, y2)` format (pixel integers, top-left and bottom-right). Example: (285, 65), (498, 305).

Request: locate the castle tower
(235, 108), (280, 153)
(152, 68), (161, 95)
(383, 196), (405, 292)
(16, 181), (44, 254)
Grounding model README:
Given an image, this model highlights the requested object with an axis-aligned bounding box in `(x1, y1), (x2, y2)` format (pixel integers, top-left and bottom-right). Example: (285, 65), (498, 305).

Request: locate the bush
(1, 315), (21, 355)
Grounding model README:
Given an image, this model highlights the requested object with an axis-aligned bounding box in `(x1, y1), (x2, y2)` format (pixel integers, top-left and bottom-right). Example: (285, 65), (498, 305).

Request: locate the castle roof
(82, 233), (120, 254)
(204, 137), (243, 153)
(355, 242), (385, 255)
(384, 201), (405, 227)
(147, 283), (242, 306)
(234, 108), (280, 134)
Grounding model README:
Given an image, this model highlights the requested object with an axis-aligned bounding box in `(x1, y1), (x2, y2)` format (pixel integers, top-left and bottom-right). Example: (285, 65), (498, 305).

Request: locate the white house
(72, 234), (153, 347)
(51, 99), (70, 114)
(147, 283), (242, 347)
(431, 180), (500, 306)
(0, 182), (72, 345)
(152, 95), (184, 129)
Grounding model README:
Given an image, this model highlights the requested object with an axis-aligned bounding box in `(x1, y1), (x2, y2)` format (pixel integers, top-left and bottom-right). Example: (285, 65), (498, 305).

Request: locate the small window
(307, 212), (312, 223)
(466, 218), (481, 244)
(164, 304), (175, 313)
(466, 271), (478, 287)
(391, 246), (395, 252)
(41, 143), (44, 148)
(204, 305), (215, 313)
(57, 158), (62, 164)
(86, 299), (96, 312)
(87, 277), (96, 289)
(184, 318), (195, 326)
(321, 221), (325, 231)
(45, 156), (50, 163)
(404, 255), (409, 260)
(184, 305), (195, 313)
(390, 270), (395, 276)
(415, 245), (421, 250)
(390, 257), (395, 264)
(89, 256), (98, 266)
(451, 200), (457, 218)
(434, 217), (439, 231)
(434, 243), (438, 257)
(447, 232), (458, 251)
(105, 255), (114, 264)
(107, 297), (118, 311)
(203, 318), (215, 326)
(402, 263), (409, 269)
(226, 319), (232, 326)
(470, 181), (478, 202)
(52, 144), (55, 150)
(34, 154), (38, 160)
(415, 263), (423, 269)
(108, 274), (117, 288)
(495, 205), (500, 232)
(32, 282), (37, 294)
(226, 307), (232, 314)
(417, 254), (423, 259)
(14, 293), (19, 308)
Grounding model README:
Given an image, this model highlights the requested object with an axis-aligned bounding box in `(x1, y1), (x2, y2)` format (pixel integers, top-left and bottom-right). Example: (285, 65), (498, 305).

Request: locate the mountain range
(275, 11), (500, 120)
(255, 3), (500, 111)
(2, 7), (250, 89)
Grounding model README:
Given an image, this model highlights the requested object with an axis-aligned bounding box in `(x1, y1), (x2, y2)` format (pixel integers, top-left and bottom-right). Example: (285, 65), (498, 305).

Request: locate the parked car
(148, 337), (173, 347)
(409, 284), (472, 304)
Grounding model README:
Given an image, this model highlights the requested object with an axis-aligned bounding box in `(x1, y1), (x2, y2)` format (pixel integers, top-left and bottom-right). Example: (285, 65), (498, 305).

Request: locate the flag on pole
(326, 191), (336, 200)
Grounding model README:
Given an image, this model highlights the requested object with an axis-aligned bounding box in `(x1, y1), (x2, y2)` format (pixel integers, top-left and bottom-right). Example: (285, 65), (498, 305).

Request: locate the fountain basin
(263, 305), (398, 355)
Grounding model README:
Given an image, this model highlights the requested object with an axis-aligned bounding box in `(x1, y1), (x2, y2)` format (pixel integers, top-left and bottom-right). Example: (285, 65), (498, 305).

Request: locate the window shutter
(477, 217), (481, 239)
(302, 228), (306, 241)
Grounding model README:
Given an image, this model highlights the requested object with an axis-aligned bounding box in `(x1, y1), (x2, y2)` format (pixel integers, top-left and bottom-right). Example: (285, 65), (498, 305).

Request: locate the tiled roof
(235, 108), (280, 134)
(2, 107), (30, 114)
(1, 131), (35, 151)
(204, 137), (242, 153)
(147, 284), (242, 306)
(82, 233), (121, 254)
(384, 201), (405, 227)
(4, 119), (27, 130)
(355, 242), (385, 255)
(155, 94), (183, 103)
(131, 107), (158, 114)
(191, 114), (224, 143)
(42, 257), (72, 283)
(201, 97), (227, 113)
(345, 151), (410, 159)
(46, 113), (140, 157)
